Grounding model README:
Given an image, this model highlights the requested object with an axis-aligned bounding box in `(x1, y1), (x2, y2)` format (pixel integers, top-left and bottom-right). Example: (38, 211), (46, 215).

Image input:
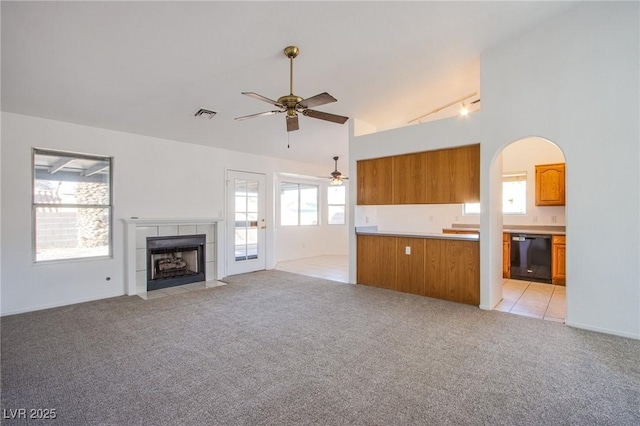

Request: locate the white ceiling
(1, 1), (577, 167)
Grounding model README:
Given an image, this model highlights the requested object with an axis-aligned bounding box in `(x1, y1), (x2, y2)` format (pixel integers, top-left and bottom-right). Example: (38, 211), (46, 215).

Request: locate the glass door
(227, 170), (266, 275)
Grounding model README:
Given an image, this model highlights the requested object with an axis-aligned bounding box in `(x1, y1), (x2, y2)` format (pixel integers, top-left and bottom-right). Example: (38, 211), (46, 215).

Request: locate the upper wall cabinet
(357, 156), (393, 205)
(426, 144), (480, 204)
(357, 144), (480, 205)
(392, 152), (427, 204)
(535, 163), (565, 206)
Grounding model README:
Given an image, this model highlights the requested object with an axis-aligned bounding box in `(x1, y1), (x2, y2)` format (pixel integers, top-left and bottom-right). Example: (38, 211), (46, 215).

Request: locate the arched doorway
(492, 137), (567, 322)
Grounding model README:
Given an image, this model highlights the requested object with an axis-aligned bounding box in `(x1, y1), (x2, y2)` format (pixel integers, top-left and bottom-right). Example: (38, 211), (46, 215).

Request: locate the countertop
(356, 227), (479, 241)
(442, 226), (566, 236)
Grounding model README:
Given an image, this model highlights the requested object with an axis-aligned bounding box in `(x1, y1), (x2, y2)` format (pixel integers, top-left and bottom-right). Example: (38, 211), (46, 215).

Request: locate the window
(327, 186), (346, 225)
(280, 182), (318, 226)
(33, 149), (112, 262)
(464, 172), (527, 215)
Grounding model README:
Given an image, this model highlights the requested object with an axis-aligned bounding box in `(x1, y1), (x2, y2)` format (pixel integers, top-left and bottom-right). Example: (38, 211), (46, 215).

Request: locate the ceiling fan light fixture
(235, 46), (349, 131)
(330, 177), (344, 186)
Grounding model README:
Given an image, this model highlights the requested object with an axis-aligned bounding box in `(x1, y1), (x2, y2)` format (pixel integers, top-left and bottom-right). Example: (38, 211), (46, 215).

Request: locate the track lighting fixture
(409, 92), (479, 124)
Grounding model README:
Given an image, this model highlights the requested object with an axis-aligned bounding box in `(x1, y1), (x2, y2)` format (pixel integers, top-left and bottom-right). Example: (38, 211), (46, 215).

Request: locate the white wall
(0, 112), (347, 315)
(350, 2), (640, 339)
(480, 1), (639, 338)
(355, 204), (466, 233)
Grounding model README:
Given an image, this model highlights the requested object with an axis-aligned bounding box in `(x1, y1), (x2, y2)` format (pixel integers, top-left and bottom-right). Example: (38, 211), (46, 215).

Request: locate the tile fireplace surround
(124, 218), (224, 296)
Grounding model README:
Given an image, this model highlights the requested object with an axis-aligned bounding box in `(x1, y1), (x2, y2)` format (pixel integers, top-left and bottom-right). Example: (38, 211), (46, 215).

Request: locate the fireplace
(146, 234), (206, 291)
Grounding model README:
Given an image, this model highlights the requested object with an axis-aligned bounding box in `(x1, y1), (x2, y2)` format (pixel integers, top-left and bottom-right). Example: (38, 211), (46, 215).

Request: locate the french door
(226, 170), (267, 276)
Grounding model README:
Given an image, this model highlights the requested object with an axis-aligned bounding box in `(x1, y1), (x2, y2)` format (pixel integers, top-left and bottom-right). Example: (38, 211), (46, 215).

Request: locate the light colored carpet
(2, 270), (639, 425)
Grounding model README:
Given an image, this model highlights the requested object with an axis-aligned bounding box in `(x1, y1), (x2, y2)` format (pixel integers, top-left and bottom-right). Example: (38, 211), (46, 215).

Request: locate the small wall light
(460, 102), (469, 116)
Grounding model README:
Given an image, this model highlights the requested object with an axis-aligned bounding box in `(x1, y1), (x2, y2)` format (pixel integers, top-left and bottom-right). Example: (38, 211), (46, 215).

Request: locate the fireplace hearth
(146, 234), (206, 291)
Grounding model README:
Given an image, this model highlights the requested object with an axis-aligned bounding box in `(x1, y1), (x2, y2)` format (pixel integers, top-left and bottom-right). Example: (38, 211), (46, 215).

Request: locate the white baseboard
(1, 291), (125, 317)
(564, 320), (639, 340)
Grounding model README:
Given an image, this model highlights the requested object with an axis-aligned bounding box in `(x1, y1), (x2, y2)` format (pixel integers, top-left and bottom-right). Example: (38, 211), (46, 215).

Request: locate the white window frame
(279, 181), (319, 227)
(32, 148), (113, 263)
(327, 185), (346, 225)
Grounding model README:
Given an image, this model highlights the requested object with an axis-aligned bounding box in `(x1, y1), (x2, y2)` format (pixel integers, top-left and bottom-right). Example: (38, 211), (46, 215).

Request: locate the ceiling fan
(324, 156), (349, 186)
(235, 46), (349, 132)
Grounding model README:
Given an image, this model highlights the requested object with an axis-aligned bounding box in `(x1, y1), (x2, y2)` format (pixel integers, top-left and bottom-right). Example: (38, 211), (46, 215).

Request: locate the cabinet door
(357, 235), (397, 290)
(426, 144), (480, 203)
(552, 235), (566, 285)
(396, 237), (425, 295)
(502, 235), (511, 279)
(357, 157), (393, 205)
(536, 163), (565, 206)
(425, 239), (479, 305)
(392, 152), (427, 204)
(453, 144), (480, 203)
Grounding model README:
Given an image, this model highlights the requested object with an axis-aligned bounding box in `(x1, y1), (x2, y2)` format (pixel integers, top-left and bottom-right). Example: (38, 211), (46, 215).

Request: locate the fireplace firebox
(146, 234), (206, 291)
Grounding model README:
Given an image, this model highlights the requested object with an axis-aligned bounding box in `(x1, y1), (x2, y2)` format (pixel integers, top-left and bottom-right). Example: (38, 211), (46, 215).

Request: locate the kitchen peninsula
(356, 227), (479, 306)
(355, 143), (481, 306)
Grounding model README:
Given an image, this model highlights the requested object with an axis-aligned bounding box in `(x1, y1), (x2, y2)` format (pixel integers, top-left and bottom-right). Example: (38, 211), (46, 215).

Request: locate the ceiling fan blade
(303, 109), (349, 124)
(286, 115), (299, 132)
(242, 92), (284, 108)
(234, 110), (283, 121)
(298, 92), (337, 109)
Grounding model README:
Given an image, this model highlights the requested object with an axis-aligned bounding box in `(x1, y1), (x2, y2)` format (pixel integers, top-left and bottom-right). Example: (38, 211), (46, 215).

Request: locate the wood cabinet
(552, 235), (566, 285)
(426, 144), (480, 204)
(356, 235), (397, 290)
(424, 239), (480, 305)
(503, 233), (510, 279)
(357, 157), (393, 205)
(356, 143), (480, 205)
(392, 152), (427, 204)
(396, 237), (425, 295)
(535, 163), (565, 206)
(357, 234), (479, 306)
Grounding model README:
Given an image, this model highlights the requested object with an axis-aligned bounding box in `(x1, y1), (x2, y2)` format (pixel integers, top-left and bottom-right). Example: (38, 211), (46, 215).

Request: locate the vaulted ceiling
(1, 1), (577, 166)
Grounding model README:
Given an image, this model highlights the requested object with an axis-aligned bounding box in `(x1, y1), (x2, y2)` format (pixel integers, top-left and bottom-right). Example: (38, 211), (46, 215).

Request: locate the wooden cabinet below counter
(503, 233), (510, 279)
(356, 234), (479, 306)
(552, 235), (566, 285)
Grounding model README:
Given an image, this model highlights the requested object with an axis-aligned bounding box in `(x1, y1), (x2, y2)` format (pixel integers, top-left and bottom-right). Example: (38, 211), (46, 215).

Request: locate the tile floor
(138, 280), (227, 300)
(494, 278), (566, 322)
(275, 255), (349, 283)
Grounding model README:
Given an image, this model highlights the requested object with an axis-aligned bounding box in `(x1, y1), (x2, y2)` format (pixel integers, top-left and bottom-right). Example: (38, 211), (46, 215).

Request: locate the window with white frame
(33, 149), (112, 262)
(327, 185), (346, 225)
(280, 182), (318, 226)
(464, 172), (527, 215)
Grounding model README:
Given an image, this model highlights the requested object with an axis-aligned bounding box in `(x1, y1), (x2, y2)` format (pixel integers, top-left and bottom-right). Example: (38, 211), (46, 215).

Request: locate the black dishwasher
(510, 234), (552, 283)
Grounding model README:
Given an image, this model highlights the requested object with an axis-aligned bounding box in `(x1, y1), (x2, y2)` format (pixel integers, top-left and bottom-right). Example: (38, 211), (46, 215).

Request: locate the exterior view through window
(280, 182), (318, 226)
(327, 185), (346, 225)
(33, 149), (112, 262)
(464, 172), (527, 215)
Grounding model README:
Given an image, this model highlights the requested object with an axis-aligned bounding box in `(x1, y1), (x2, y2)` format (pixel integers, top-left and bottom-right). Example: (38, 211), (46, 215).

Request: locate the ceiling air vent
(194, 108), (217, 119)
